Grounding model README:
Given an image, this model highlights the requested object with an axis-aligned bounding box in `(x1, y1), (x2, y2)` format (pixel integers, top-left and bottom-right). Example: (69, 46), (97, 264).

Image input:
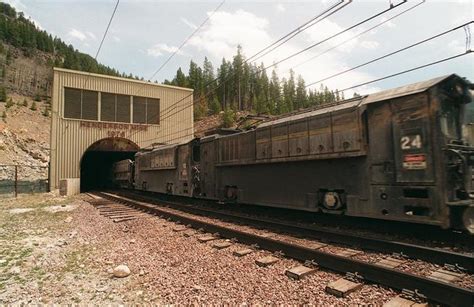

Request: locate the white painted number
(401, 135), (422, 150)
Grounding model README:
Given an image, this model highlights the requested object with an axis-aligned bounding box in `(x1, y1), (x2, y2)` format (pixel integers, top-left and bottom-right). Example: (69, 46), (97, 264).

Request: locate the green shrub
(34, 93), (41, 102)
(1, 111), (6, 121)
(30, 101), (37, 111)
(5, 98), (14, 108)
(42, 107), (49, 117)
(22, 99), (28, 107)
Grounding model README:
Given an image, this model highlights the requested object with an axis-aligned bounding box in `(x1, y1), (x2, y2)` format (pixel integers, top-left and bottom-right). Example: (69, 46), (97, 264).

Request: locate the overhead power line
(159, 0), (350, 119)
(139, 49), (474, 146)
(82, 0), (120, 88)
(292, 0), (426, 70)
(147, 0), (226, 82)
(248, 0), (350, 63)
(147, 23), (472, 144)
(94, 0), (120, 61)
(306, 20), (474, 88)
(339, 50), (473, 93)
(125, 0), (351, 140)
(154, 1), (406, 126)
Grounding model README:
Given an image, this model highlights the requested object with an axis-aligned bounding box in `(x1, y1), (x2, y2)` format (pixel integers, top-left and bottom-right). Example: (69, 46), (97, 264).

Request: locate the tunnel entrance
(80, 138), (139, 192)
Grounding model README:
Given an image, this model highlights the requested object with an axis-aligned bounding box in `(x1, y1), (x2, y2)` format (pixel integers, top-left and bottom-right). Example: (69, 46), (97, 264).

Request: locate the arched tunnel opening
(80, 138), (138, 192)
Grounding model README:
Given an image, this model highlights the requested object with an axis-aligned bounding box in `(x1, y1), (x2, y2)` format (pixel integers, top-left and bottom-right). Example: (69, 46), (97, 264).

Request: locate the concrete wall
(50, 68), (194, 191)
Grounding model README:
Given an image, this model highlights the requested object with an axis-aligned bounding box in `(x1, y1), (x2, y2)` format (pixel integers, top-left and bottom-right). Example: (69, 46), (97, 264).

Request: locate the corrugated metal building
(50, 68), (194, 192)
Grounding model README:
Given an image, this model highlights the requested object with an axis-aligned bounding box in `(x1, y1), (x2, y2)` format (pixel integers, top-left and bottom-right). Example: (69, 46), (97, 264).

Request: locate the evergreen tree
(173, 68), (187, 87)
(0, 86), (6, 102)
(30, 101), (37, 111)
(222, 108), (236, 128)
(209, 96), (221, 115)
(22, 98), (27, 107)
(1, 110), (6, 121)
(269, 69), (282, 114)
(295, 75), (307, 109)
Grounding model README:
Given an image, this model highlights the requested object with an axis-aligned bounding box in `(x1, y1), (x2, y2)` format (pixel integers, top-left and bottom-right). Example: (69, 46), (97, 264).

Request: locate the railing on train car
(0, 164), (49, 198)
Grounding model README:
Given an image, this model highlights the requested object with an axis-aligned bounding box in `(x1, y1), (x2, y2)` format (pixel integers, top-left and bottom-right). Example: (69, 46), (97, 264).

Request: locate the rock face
(112, 264), (131, 278)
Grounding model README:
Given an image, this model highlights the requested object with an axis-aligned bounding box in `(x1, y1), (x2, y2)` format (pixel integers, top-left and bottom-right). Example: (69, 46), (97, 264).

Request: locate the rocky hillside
(0, 93), (50, 182)
(0, 44), (52, 98)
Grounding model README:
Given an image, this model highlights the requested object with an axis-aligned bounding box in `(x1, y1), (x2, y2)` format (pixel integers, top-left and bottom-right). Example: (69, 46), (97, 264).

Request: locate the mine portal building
(49, 68), (194, 193)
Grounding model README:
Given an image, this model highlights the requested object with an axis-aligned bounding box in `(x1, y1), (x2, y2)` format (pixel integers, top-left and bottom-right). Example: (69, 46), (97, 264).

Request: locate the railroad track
(89, 191), (473, 306)
(109, 189), (474, 272)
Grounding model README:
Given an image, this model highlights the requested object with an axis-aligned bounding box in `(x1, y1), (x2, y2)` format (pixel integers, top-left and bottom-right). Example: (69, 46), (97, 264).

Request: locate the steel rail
(95, 191), (473, 307)
(111, 189), (474, 272)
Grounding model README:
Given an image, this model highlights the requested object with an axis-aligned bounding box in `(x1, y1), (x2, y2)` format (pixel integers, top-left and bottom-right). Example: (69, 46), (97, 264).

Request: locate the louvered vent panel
(147, 98), (160, 124)
(116, 94), (130, 123)
(101, 93), (116, 122)
(81, 90), (98, 120)
(133, 96), (146, 124)
(64, 87), (81, 119)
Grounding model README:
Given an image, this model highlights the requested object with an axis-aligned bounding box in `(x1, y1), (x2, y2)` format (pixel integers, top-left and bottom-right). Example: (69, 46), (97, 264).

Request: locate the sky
(5, 0), (474, 96)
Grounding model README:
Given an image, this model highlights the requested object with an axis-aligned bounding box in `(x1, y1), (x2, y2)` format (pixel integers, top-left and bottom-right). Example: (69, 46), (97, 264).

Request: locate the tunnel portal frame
(49, 67), (194, 194)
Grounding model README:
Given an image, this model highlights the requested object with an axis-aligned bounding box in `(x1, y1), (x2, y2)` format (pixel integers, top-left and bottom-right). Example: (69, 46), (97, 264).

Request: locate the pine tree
(269, 69), (281, 114)
(222, 108), (236, 128)
(0, 86), (6, 102)
(1, 110), (6, 121)
(209, 96), (221, 115)
(42, 107), (49, 117)
(30, 101), (37, 111)
(295, 75), (307, 109)
(22, 98), (28, 107)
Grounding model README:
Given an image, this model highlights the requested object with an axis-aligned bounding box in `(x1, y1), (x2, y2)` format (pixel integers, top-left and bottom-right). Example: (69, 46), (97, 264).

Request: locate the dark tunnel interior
(80, 150), (136, 192)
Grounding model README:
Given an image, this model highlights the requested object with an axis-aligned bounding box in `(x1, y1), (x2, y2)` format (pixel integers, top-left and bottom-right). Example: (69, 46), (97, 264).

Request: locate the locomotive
(112, 74), (474, 233)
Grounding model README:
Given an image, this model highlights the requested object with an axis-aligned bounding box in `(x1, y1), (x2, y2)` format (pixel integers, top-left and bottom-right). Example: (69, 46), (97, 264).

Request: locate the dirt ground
(0, 193), (396, 305)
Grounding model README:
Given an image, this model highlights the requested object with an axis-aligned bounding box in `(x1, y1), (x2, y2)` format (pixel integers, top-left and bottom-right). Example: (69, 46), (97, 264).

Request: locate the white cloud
(276, 4), (285, 13)
(185, 9), (376, 97)
(181, 17), (197, 30)
(187, 9), (271, 60)
(380, 17), (396, 29)
(448, 39), (465, 54)
(147, 43), (182, 57)
(360, 40), (379, 50)
(86, 31), (96, 40)
(303, 19), (359, 53)
(68, 28), (87, 41)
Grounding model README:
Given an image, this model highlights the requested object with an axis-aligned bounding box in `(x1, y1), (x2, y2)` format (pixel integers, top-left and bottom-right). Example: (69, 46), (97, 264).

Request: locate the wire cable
(125, 0), (351, 140)
(82, 0), (120, 88)
(339, 50), (473, 93)
(147, 0), (226, 82)
(292, 0), (425, 70)
(148, 44), (473, 145)
(248, 0), (350, 63)
(158, 0), (349, 118)
(94, 0), (120, 61)
(140, 49), (474, 146)
(157, 0), (405, 121)
(306, 20), (473, 88)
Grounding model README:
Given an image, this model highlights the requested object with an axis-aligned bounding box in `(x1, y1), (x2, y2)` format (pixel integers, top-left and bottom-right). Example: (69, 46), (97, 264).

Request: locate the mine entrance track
(111, 189), (474, 272)
(93, 191), (473, 306)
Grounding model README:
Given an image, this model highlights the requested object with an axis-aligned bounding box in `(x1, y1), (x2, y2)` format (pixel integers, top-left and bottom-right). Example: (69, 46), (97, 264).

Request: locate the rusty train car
(116, 74), (474, 233)
(111, 159), (135, 189)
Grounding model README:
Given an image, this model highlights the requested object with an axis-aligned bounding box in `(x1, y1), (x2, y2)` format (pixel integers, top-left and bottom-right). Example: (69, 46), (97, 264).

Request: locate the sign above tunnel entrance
(79, 120), (148, 131)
